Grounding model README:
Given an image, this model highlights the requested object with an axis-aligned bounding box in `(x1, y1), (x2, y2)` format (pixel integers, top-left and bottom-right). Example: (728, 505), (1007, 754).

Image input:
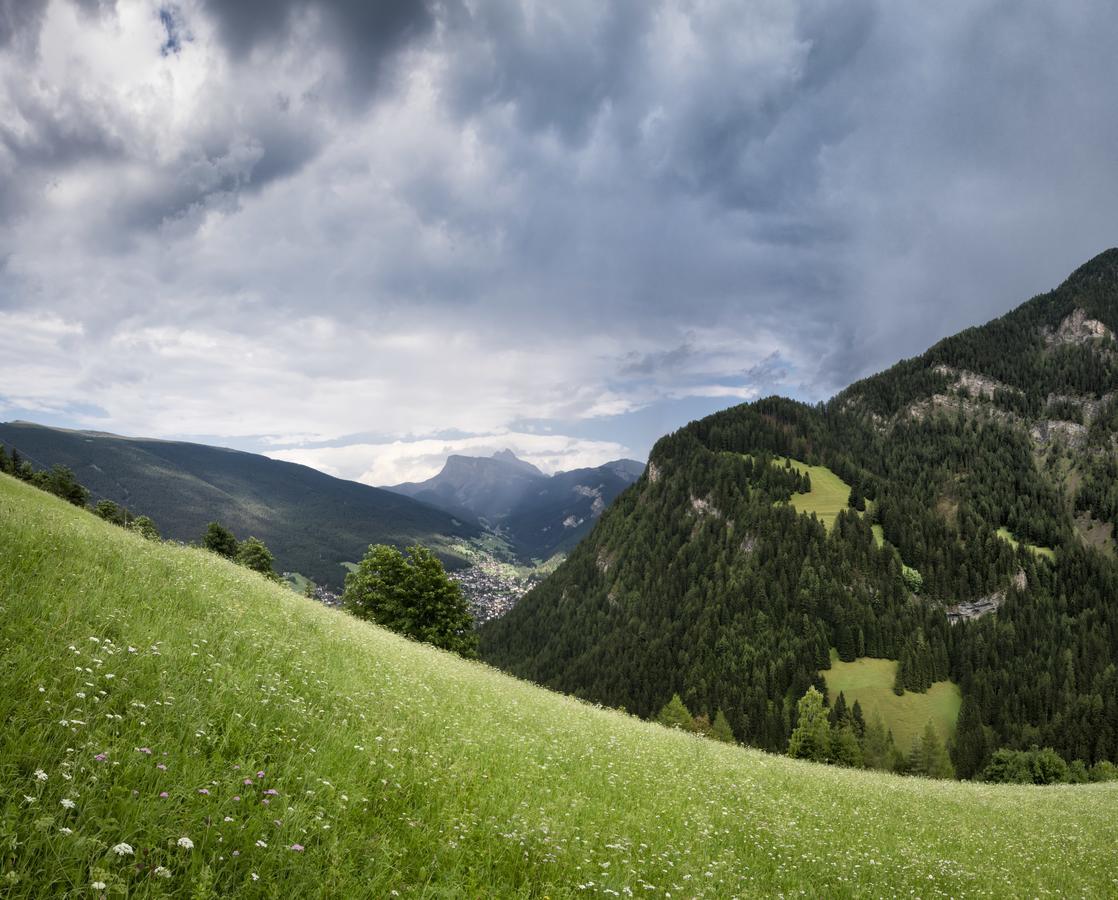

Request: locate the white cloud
(267, 432), (634, 485)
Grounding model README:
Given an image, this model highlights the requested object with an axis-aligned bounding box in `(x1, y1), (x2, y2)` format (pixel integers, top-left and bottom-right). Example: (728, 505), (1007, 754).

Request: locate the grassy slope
(823, 652), (962, 750)
(996, 526), (1057, 561)
(775, 457), (852, 532)
(1, 477), (1116, 898)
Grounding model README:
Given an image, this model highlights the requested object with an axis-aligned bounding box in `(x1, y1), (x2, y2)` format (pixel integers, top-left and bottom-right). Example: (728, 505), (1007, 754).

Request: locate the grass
(1, 474), (1117, 897)
(995, 526), (1057, 561)
(823, 651), (962, 751)
(772, 457), (852, 532)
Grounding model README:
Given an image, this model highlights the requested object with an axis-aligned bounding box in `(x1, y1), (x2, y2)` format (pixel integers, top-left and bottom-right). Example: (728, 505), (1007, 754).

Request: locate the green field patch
(823, 650), (961, 751)
(871, 523), (886, 549)
(996, 526), (1056, 561)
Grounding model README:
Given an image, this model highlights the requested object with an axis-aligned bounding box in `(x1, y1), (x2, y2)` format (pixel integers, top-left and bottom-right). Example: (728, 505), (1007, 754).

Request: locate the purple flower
(261, 799), (270, 806)
(289, 844), (304, 852)
(94, 753), (107, 762)
(156, 763), (167, 771)
(263, 789), (278, 796)
(256, 771), (265, 779)
(243, 779), (253, 786)
(159, 791), (169, 799)
(198, 789), (210, 795)
(137, 747), (152, 755)
(232, 796), (240, 802)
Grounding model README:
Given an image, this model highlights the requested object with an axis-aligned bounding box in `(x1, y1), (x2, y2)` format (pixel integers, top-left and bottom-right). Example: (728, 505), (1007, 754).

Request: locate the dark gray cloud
(2, 0), (1118, 477)
(200, 0), (437, 100)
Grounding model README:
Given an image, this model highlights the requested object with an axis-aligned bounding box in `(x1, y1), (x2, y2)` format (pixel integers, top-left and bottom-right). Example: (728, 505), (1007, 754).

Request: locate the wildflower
(111, 843), (133, 856)
(261, 798), (269, 806)
(198, 789), (210, 795)
(263, 789), (278, 796)
(255, 840), (267, 848)
(156, 763), (167, 771)
(94, 753), (107, 762)
(153, 866), (171, 879)
(177, 836), (194, 850)
(256, 771), (265, 779)
(91, 881), (106, 890)
(136, 747), (152, 755)
(224, 816), (234, 822)
(33, 769), (48, 782)
(159, 792), (169, 799)
(60, 798), (76, 810)
(232, 796), (240, 802)
(251, 873), (259, 881)
(232, 850), (240, 857)
(23, 795), (35, 804)
(289, 844), (304, 852)
(59, 827), (73, 835)
(243, 778), (253, 786)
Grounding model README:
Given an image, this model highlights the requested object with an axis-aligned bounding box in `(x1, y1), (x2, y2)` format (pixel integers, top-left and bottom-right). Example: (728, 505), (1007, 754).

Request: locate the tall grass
(1, 474), (1116, 897)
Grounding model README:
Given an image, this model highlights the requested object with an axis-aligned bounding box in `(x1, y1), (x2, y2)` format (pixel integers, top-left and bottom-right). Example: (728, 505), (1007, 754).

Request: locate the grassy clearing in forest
(823, 652), (962, 751)
(1, 474), (1115, 897)
(996, 526), (1057, 561)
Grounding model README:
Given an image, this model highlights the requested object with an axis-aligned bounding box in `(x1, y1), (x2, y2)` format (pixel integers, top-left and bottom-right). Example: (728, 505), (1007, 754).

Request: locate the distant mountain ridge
(0, 421), (480, 589)
(386, 450), (645, 560)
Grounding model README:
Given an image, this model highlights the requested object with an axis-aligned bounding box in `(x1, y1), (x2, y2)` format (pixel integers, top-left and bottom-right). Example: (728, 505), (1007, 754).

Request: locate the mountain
(482, 249), (1118, 777)
(387, 450), (645, 560)
(3, 473), (1115, 897)
(0, 421), (480, 588)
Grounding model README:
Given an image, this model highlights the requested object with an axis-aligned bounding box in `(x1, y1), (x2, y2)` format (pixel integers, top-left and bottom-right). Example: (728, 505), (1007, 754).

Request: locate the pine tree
(828, 691), (849, 727)
(830, 724), (864, 768)
(851, 700), (866, 737)
(787, 687), (831, 763)
(657, 693), (694, 731)
(710, 709), (735, 743)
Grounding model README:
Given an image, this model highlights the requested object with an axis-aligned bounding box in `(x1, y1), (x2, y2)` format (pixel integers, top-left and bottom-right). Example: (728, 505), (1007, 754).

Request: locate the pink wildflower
(198, 789), (210, 795)
(94, 753), (107, 762)
(159, 791), (169, 798)
(137, 747), (152, 755)
(289, 844), (304, 852)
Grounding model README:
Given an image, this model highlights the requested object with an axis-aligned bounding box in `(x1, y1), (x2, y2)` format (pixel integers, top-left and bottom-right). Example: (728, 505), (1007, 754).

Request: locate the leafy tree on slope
(344, 544), (477, 658)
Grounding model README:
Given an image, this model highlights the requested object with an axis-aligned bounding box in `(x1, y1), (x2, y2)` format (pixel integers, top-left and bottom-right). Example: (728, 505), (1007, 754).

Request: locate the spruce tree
(710, 709), (735, 743)
(657, 693), (694, 731)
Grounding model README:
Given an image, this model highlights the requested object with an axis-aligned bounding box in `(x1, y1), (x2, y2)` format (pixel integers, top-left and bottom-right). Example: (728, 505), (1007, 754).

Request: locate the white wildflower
(91, 881), (106, 890)
(153, 866), (171, 879)
(33, 769), (47, 782)
(177, 836), (194, 850)
(59, 827), (73, 835)
(60, 798), (76, 810)
(251, 873), (259, 881)
(111, 842), (133, 856)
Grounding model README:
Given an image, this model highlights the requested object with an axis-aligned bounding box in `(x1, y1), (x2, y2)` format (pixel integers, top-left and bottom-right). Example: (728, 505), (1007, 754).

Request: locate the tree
(34, 465), (89, 507)
(202, 522), (238, 559)
(851, 699), (866, 737)
(95, 499), (127, 525)
(130, 515), (160, 541)
(788, 687), (831, 763)
(710, 709), (735, 743)
(861, 712), (893, 770)
(236, 537), (277, 578)
(828, 691), (849, 727)
(657, 693), (694, 731)
(343, 544), (478, 658)
(830, 724), (864, 768)
(910, 720), (954, 779)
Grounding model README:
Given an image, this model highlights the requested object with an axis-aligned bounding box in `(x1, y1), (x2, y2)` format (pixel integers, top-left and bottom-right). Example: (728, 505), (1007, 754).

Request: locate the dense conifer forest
(482, 250), (1118, 779)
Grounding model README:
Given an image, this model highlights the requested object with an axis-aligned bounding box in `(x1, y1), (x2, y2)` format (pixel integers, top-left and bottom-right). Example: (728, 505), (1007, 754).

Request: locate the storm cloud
(2, 0), (1117, 482)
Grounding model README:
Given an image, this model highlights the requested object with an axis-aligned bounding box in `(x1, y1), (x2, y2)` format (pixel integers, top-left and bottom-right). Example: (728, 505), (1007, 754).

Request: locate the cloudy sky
(2, 0), (1117, 485)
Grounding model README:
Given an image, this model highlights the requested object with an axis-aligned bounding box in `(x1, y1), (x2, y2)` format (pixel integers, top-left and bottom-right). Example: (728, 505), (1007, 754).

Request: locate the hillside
(0, 422), (480, 589)
(387, 450), (644, 560)
(1, 475), (1116, 897)
(482, 250), (1118, 777)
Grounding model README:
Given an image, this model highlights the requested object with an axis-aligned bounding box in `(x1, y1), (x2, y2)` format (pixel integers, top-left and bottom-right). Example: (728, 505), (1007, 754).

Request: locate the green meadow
(774, 457), (852, 532)
(1, 474), (1116, 897)
(996, 526), (1057, 561)
(823, 651), (962, 751)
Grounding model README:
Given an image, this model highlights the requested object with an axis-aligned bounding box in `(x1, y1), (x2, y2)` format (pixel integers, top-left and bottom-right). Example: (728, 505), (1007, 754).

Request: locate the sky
(2, 0), (1118, 486)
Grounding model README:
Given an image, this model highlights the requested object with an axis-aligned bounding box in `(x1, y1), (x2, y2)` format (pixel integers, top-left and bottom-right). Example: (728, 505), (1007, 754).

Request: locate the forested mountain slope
(482, 250), (1118, 777)
(0, 422), (480, 588)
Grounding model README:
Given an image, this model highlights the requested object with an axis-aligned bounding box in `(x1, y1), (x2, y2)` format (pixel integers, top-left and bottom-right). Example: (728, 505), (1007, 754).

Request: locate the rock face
(933, 365), (1020, 401)
(1030, 419), (1089, 450)
(1045, 308), (1114, 347)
